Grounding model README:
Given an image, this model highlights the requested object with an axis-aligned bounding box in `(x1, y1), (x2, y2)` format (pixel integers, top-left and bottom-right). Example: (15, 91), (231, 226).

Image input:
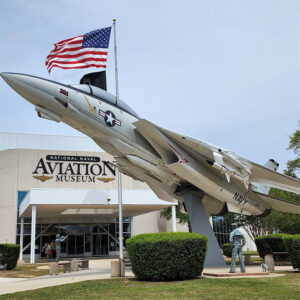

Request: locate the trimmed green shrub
(221, 243), (232, 258)
(126, 232), (207, 281)
(255, 234), (286, 259)
(283, 235), (300, 270)
(0, 244), (20, 270)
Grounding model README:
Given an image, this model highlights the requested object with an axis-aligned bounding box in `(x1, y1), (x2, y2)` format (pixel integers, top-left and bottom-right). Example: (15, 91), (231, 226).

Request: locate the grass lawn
(0, 264), (62, 278)
(0, 273), (299, 300)
(243, 251), (258, 255)
(224, 256), (263, 265)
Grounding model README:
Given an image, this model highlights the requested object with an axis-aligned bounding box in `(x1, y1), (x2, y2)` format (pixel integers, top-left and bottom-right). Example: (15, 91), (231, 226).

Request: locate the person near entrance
(45, 243), (52, 259)
(50, 240), (56, 258)
(55, 234), (67, 262)
(229, 223), (246, 273)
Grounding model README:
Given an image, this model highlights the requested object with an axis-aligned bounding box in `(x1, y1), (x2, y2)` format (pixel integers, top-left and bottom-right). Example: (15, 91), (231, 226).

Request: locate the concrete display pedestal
(111, 259), (125, 278)
(264, 254), (275, 272)
(49, 263), (58, 275)
(203, 272), (270, 277)
(184, 193), (226, 267)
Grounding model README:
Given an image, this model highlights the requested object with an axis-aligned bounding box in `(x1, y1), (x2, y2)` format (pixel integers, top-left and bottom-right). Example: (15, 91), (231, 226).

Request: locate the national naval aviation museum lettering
(32, 155), (116, 183)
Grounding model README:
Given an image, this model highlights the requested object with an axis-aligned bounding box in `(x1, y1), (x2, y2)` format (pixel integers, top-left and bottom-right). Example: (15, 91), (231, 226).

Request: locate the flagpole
(113, 18), (124, 268)
(113, 18), (119, 105)
(118, 168), (124, 262)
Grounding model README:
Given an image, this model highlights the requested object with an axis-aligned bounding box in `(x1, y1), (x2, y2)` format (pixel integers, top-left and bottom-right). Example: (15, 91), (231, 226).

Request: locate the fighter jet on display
(1, 72), (300, 218)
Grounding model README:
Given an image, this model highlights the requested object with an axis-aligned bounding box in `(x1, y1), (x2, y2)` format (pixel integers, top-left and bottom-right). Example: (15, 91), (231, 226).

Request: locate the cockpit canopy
(70, 84), (140, 119)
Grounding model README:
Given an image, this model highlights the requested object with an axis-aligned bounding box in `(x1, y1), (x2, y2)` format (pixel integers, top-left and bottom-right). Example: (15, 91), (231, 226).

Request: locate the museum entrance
(17, 220), (132, 259)
(92, 234), (109, 256)
(67, 234), (84, 256)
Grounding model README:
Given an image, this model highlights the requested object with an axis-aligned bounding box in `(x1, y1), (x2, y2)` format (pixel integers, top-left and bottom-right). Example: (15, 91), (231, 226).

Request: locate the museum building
(0, 132), (183, 262)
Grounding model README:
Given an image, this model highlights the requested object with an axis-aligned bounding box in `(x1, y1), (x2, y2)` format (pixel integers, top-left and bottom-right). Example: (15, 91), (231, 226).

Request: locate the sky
(0, 0), (299, 172)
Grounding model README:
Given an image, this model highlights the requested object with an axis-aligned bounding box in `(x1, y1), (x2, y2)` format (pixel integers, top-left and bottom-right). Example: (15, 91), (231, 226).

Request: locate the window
(70, 84), (140, 118)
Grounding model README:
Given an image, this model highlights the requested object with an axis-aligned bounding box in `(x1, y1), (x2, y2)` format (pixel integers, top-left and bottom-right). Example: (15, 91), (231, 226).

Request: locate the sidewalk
(0, 260), (294, 296)
(203, 265), (293, 279)
(0, 259), (134, 296)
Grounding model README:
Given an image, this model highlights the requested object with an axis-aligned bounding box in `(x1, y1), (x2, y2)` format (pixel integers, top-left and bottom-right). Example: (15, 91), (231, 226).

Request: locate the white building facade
(0, 132), (186, 261)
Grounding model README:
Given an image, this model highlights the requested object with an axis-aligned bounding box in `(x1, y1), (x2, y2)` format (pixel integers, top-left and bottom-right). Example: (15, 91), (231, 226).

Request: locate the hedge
(126, 232), (207, 281)
(221, 243), (232, 258)
(283, 235), (300, 270)
(0, 244), (20, 270)
(255, 234), (286, 259)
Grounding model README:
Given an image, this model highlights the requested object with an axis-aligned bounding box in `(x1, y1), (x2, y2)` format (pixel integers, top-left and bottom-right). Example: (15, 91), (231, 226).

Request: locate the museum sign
(32, 154), (116, 183)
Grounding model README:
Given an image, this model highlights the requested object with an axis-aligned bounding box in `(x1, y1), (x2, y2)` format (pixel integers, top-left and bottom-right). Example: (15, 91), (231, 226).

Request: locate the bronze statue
(229, 223), (246, 273)
(55, 234), (67, 262)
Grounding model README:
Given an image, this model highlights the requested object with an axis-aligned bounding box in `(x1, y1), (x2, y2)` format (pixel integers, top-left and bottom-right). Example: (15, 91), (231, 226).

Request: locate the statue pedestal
(264, 254), (275, 272)
(111, 259), (125, 277)
(183, 193), (226, 267)
(49, 262), (58, 275)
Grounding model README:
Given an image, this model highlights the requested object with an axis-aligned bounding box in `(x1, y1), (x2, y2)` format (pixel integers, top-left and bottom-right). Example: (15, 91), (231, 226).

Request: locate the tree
(234, 123), (300, 239)
(266, 123), (300, 234)
(222, 123), (300, 240)
(160, 201), (192, 232)
(161, 123), (300, 238)
(286, 122), (300, 178)
(229, 214), (269, 242)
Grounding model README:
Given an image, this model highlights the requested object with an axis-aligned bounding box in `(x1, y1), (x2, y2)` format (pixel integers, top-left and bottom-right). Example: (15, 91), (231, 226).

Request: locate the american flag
(45, 27), (111, 73)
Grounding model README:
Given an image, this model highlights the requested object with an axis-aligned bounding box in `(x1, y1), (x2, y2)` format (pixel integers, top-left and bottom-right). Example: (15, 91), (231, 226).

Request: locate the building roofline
(0, 131), (88, 139)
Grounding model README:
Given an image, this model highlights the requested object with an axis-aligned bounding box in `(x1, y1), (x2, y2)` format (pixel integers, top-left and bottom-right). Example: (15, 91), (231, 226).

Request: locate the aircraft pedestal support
(183, 193), (226, 267)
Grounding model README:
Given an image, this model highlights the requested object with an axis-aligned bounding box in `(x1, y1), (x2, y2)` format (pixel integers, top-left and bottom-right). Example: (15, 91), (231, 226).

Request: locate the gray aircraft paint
(1, 72), (300, 266)
(2, 72), (300, 217)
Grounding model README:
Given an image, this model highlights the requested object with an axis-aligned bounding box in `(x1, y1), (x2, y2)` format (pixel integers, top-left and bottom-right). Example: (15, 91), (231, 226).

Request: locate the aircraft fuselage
(0, 73), (279, 216)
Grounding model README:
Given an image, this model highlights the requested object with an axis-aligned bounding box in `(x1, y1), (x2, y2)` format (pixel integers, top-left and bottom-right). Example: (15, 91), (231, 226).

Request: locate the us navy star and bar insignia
(99, 110), (121, 127)
(83, 96), (120, 127)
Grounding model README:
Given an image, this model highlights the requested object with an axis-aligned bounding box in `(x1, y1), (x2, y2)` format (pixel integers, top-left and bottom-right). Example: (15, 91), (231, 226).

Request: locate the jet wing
(252, 190), (300, 214)
(134, 119), (300, 195)
(133, 119), (224, 164)
(235, 155), (300, 194)
(147, 183), (180, 202)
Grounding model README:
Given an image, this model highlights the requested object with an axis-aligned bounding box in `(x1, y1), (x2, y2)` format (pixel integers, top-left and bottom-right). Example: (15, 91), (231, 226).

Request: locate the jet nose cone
(0, 72), (12, 78)
(1, 72), (33, 90)
(0, 72), (19, 85)
(0, 72), (10, 79)
(0, 72), (8, 79)
(0, 72), (54, 107)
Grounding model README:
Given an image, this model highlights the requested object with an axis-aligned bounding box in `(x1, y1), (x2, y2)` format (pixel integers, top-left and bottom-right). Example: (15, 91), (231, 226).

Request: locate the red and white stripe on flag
(45, 32), (109, 73)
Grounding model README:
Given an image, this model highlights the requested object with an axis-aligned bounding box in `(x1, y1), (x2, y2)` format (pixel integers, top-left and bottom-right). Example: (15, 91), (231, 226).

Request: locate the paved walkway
(0, 259), (134, 296)
(0, 260), (295, 296)
(203, 265), (292, 279)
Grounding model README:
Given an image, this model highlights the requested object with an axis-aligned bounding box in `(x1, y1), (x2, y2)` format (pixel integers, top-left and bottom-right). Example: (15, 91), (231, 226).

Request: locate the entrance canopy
(19, 188), (176, 223)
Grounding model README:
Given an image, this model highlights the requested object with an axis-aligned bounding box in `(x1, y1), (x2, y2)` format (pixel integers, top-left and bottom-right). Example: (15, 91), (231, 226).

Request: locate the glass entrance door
(67, 235), (84, 256)
(92, 234), (108, 256)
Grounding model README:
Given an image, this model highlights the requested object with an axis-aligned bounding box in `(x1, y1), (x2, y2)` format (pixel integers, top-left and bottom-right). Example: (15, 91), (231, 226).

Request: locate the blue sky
(0, 0), (299, 171)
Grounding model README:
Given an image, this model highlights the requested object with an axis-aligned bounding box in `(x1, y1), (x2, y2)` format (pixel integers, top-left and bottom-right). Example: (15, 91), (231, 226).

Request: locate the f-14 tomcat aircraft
(1, 71), (300, 266)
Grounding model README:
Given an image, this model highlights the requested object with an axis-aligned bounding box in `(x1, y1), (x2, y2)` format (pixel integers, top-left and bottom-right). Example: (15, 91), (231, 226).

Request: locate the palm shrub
(283, 235), (300, 270)
(126, 232), (207, 281)
(0, 244), (20, 270)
